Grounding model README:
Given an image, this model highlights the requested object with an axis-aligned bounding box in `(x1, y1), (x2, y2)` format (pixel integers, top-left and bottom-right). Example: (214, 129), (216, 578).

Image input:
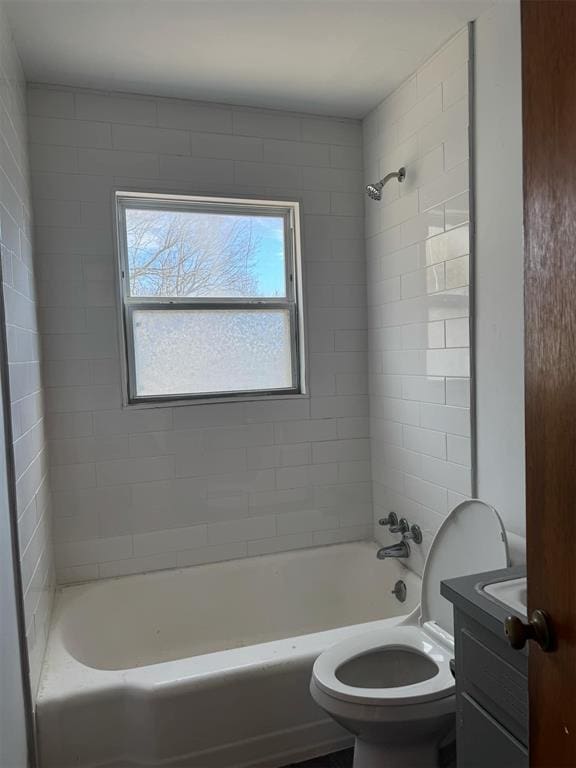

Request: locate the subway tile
(78, 148), (159, 177)
(27, 88), (75, 118)
(233, 110), (300, 140)
(419, 161), (469, 212)
(444, 129), (469, 171)
(249, 487), (312, 514)
(263, 139), (330, 167)
(177, 542), (247, 568)
(203, 424), (274, 450)
(445, 192), (469, 230)
(274, 419), (338, 445)
(112, 124), (189, 155)
(446, 377), (470, 408)
(56, 535), (133, 567)
(337, 417), (370, 439)
(175, 403), (244, 429)
(158, 100), (232, 132)
(207, 515), (276, 545)
(174, 447), (247, 478)
(276, 464), (337, 489)
(276, 509), (339, 535)
(234, 159), (300, 188)
(247, 443), (311, 470)
(330, 144), (363, 169)
(403, 424), (447, 459)
(443, 65), (468, 110)
(445, 254), (469, 289)
(301, 118), (361, 146)
(401, 321), (445, 350)
(424, 225), (469, 265)
(426, 348), (470, 378)
(301, 166), (362, 193)
(419, 98), (468, 157)
(243, 399), (310, 423)
(397, 86), (443, 143)
(76, 93), (157, 125)
(421, 403), (470, 437)
(98, 553), (178, 579)
(447, 434), (471, 468)
(159, 154), (234, 185)
(404, 473), (448, 515)
(445, 317), (469, 348)
(29, 117), (112, 148)
(93, 408), (173, 435)
(312, 438), (370, 464)
(189, 131), (263, 161)
(313, 525), (371, 546)
(338, 460), (371, 483)
(418, 30), (468, 97)
(247, 533), (314, 557)
(29, 144), (77, 173)
(402, 375), (446, 404)
(133, 524), (207, 556)
(419, 455), (472, 495)
(96, 456), (174, 486)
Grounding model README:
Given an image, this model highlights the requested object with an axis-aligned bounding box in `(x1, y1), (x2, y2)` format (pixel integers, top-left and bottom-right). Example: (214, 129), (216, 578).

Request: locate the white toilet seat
(312, 624), (454, 707)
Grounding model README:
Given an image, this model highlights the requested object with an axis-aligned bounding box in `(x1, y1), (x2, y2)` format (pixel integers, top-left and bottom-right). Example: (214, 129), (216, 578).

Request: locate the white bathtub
(37, 542), (421, 768)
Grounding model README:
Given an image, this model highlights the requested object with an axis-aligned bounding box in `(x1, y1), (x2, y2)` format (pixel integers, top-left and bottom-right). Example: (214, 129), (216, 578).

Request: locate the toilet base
(352, 737), (439, 768)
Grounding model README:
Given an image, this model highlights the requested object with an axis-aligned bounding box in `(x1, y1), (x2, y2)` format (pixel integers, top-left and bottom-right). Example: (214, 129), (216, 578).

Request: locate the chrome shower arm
(380, 167), (406, 186)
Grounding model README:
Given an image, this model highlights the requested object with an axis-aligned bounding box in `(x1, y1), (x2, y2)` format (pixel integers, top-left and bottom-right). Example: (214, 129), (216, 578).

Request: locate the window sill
(122, 391), (310, 410)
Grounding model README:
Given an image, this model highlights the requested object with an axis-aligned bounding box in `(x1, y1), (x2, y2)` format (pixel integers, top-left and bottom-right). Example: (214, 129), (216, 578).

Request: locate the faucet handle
(378, 512), (398, 528)
(400, 520), (423, 544)
(390, 518), (409, 534)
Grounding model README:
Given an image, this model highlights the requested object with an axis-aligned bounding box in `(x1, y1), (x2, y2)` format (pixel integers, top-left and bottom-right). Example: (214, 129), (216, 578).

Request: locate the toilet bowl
(310, 500), (510, 768)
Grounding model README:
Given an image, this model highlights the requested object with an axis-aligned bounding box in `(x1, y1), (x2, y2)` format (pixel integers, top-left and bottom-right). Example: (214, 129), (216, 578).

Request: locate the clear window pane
(132, 309), (293, 397)
(125, 208), (286, 299)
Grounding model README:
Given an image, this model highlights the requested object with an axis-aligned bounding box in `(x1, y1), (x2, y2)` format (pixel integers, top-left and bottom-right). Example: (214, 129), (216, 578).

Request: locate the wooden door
(522, 2), (576, 765)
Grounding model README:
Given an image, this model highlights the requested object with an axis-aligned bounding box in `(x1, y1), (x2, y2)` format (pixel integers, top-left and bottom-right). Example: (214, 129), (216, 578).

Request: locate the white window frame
(114, 191), (306, 407)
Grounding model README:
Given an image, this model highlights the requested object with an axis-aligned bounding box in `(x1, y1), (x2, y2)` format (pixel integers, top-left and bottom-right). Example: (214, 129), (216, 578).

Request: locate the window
(115, 192), (305, 405)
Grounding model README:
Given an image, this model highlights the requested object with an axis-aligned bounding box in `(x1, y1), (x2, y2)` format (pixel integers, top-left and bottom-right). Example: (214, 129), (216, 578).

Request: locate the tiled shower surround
(364, 30), (471, 574)
(29, 28), (471, 585)
(28, 86), (372, 581)
(0, 4), (53, 694)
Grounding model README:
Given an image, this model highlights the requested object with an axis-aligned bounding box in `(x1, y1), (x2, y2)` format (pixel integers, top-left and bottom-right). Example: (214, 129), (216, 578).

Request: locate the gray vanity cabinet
(441, 567), (528, 768)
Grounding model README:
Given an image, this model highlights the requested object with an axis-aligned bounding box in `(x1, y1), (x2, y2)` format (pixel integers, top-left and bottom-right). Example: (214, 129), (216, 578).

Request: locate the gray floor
(287, 749), (354, 768)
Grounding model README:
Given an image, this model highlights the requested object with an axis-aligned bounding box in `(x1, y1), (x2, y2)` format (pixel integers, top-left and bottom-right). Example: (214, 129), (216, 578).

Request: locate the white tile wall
(0, 4), (54, 696)
(28, 85), (371, 581)
(363, 29), (472, 575)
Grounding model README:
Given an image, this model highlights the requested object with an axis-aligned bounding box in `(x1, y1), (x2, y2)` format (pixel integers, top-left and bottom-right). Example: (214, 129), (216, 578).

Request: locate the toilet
(310, 500), (510, 768)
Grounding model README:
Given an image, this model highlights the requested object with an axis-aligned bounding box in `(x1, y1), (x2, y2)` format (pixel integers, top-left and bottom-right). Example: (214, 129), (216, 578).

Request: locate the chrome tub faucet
(376, 540), (410, 559)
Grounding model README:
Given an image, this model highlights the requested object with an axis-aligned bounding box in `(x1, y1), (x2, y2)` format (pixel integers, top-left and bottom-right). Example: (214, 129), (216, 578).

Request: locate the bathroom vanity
(441, 567), (528, 768)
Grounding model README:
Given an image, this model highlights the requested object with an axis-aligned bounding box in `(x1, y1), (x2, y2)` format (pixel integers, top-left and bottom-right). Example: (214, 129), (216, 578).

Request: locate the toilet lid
(421, 500), (509, 635)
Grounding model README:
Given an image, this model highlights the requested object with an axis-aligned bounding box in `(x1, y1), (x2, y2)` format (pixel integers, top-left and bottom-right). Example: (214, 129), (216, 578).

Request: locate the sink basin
(483, 577), (527, 617)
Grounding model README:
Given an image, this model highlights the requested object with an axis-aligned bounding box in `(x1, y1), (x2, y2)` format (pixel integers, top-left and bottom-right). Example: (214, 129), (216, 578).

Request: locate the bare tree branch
(126, 210), (262, 297)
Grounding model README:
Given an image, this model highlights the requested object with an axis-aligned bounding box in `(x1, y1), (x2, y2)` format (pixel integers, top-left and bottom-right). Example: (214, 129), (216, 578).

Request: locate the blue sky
(251, 216), (285, 296)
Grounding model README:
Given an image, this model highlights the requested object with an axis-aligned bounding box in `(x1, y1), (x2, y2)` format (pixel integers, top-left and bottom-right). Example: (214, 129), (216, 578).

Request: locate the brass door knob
(504, 609), (554, 652)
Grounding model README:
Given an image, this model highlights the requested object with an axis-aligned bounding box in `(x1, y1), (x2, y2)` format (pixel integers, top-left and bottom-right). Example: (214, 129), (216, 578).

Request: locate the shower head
(366, 182), (384, 201)
(366, 167), (406, 201)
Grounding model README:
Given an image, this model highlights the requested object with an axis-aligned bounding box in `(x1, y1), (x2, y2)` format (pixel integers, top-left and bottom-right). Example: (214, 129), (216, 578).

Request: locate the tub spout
(376, 541), (410, 559)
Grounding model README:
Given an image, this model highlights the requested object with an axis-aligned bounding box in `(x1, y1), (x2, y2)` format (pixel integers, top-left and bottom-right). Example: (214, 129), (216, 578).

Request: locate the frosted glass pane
(125, 208), (286, 298)
(133, 310), (293, 397)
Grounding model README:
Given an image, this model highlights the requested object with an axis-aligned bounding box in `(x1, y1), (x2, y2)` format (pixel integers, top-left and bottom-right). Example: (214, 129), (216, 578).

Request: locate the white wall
(0, 2), (53, 699)
(27, 86), (372, 582)
(363, 30), (471, 575)
(474, 1), (525, 543)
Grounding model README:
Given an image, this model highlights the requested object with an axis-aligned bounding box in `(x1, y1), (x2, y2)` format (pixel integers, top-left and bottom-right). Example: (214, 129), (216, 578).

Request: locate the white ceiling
(5, 0), (493, 118)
